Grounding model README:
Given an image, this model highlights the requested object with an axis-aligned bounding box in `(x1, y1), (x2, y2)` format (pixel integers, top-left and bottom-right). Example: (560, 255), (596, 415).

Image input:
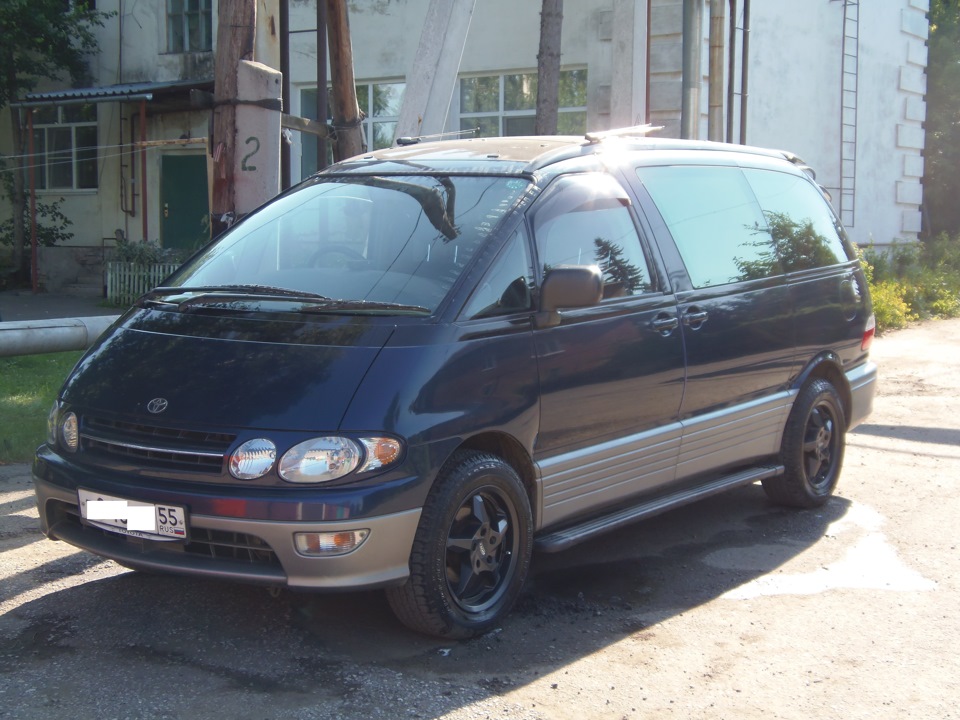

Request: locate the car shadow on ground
(851, 422), (960, 447)
(1, 484), (850, 718)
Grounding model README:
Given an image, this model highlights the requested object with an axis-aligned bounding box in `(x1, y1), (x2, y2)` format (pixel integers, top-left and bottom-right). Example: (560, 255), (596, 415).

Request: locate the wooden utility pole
(326, 0), (363, 160)
(212, 0), (257, 236)
(535, 0), (563, 135)
(317, 0), (329, 169)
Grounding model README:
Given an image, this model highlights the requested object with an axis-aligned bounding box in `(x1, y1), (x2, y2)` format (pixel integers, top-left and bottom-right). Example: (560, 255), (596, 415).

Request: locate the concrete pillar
(395, 0), (477, 140)
(234, 60), (282, 215)
(609, 0), (649, 129)
(255, 0), (282, 72)
(681, 0), (703, 139)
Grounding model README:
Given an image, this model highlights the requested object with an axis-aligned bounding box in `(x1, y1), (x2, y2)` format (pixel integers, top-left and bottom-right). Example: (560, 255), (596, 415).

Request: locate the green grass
(0, 351), (82, 464)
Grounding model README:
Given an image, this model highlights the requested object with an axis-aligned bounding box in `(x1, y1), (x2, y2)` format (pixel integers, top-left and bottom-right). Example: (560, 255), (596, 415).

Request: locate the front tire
(386, 451), (533, 638)
(763, 378), (846, 508)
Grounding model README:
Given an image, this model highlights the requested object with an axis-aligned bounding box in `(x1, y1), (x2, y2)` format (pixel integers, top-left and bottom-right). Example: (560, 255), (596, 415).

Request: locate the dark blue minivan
(34, 133), (877, 637)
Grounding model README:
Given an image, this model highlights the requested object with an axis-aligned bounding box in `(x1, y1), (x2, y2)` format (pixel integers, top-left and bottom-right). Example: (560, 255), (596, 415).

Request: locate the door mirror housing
(537, 265), (604, 328)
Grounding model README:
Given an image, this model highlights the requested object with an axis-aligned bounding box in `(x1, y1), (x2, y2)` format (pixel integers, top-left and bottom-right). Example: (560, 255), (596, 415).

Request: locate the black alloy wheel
(386, 451), (533, 638)
(763, 378), (846, 508)
(445, 487), (520, 614)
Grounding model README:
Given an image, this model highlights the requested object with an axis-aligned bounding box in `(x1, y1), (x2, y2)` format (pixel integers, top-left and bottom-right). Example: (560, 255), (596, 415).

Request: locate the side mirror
(537, 265), (603, 328)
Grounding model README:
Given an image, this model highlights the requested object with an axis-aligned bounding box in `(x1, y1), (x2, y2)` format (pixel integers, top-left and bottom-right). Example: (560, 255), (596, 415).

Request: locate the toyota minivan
(34, 132), (877, 638)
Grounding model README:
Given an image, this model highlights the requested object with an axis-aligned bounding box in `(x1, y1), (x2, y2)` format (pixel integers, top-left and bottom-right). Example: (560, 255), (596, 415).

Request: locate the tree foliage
(0, 0), (111, 279)
(0, 1), (110, 109)
(925, 0), (960, 238)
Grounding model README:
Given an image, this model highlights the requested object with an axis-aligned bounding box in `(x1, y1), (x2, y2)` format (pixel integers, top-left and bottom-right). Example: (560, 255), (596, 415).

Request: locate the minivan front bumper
(33, 467), (421, 591)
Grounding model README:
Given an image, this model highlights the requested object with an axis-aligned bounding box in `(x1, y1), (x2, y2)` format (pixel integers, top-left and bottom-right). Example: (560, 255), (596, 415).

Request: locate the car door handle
(652, 314), (680, 335)
(682, 308), (709, 328)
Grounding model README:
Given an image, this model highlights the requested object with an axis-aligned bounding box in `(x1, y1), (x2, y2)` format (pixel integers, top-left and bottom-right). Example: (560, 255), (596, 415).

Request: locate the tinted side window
(636, 165), (781, 288)
(533, 173), (654, 299)
(742, 168), (851, 271)
(461, 227), (535, 320)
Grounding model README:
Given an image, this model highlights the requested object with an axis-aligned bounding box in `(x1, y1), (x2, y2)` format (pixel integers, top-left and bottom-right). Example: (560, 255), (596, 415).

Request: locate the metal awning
(13, 78), (214, 108)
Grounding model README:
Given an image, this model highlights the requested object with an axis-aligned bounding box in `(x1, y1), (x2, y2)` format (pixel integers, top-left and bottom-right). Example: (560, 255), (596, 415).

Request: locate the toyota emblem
(146, 398), (169, 414)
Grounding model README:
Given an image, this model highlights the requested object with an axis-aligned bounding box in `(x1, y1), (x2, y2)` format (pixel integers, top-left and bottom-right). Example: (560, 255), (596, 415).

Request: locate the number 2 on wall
(241, 136), (260, 171)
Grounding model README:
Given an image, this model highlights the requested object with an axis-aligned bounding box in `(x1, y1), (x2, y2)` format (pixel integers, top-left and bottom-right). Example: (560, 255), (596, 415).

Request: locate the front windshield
(168, 174), (530, 313)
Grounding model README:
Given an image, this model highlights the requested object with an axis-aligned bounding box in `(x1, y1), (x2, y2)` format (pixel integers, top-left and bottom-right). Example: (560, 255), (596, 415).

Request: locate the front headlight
(279, 437), (363, 484)
(229, 438), (277, 480)
(277, 435), (404, 484)
(60, 412), (79, 453)
(46, 401), (59, 446)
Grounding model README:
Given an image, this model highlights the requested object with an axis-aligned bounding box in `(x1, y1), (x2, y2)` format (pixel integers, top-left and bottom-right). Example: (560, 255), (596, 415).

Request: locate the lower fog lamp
(294, 529), (370, 557)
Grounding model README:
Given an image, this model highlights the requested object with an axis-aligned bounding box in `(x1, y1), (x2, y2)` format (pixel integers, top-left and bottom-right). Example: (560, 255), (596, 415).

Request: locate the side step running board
(534, 465), (784, 553)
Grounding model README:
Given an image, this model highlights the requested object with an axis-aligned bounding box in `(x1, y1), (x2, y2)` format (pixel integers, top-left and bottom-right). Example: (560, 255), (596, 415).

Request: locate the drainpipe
(739, 0), (750, 145)
(708, 0), (725, 141)
(140, 99), (148, 242)
(28, 108), (38, 293)
(646, 0), (652, 124)
(726, 0), (736, 143)
(681, 0), (703, 139)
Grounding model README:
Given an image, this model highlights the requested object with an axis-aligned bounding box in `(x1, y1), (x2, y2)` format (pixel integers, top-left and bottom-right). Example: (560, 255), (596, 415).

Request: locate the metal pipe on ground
(0, 316), (120, 358)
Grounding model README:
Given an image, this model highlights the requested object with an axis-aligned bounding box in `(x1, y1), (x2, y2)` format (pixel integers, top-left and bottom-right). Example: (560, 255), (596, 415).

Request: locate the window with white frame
(459, 69), (587, 138)
(167, 0), (212, 53)
(300, 81), (405, 179)
(29, 104), (98, 191)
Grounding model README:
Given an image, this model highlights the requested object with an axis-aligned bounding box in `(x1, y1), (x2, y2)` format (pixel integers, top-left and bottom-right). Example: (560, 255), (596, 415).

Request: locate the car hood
(60, 309), (393, 430)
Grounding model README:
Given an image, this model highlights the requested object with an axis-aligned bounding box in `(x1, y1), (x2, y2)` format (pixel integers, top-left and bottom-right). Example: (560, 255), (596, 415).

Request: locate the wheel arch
(793, 352), (852, 426)
(455, 432), (540, 528)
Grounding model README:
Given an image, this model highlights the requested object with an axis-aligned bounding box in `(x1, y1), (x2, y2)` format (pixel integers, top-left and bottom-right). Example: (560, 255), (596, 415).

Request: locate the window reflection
(534, 174), (653, 299)
(637, 165), (771, 287)
(638, 165), (853, 288)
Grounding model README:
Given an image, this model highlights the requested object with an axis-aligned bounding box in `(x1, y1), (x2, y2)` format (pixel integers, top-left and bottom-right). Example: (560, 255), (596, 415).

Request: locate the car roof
(326, 129), (807, 177)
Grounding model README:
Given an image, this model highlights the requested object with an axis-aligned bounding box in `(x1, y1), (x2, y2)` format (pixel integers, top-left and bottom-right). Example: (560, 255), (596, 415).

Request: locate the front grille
(185, 528), (279, 565)
(81, 416), (235, 473)
(53, 500), (281, 568)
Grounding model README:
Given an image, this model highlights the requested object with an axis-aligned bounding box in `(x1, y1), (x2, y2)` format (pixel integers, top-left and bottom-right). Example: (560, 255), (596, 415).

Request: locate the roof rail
(584, 124), (664, 144)
(779, 150), (817, 180)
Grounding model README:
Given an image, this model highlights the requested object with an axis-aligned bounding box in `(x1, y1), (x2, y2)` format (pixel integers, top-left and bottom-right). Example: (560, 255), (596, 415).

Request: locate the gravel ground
(1, 319), (958, 719)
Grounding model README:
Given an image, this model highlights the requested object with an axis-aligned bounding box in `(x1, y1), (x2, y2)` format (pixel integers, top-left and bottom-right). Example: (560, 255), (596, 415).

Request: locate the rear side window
(635, 165), (780, 288)
(532, 173), (655, 299)
(742, 168), (851, 270)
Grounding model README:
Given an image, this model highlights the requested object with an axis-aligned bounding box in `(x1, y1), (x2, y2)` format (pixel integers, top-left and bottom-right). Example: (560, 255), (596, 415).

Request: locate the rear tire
(763, 378), (846, 508)
(386, 451), (532, 638)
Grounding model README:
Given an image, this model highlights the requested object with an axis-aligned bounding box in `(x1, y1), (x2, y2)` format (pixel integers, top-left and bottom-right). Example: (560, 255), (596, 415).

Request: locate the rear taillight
(861, 313), (876, 351)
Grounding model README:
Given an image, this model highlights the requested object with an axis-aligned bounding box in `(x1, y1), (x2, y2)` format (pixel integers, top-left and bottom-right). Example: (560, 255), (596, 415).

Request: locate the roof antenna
(396, 127), (480, 146)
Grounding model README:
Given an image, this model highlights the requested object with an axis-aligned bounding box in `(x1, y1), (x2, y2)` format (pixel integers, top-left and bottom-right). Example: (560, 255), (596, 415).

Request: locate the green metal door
(161, 155), (210, 252)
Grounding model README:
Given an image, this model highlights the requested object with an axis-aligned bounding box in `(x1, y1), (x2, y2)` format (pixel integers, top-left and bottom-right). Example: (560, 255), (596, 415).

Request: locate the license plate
(78, 489), (188, 542)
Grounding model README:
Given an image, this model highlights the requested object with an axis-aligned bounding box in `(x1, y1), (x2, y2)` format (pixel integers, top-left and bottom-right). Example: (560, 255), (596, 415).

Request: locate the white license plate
(78, 489), (188, 542)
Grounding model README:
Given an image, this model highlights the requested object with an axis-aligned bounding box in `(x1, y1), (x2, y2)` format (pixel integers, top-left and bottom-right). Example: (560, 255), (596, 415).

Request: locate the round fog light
(294, 530), (370, 557)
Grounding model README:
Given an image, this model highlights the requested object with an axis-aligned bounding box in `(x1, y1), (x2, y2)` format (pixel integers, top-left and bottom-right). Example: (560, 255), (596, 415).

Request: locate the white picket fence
(106, 261), (179, 306)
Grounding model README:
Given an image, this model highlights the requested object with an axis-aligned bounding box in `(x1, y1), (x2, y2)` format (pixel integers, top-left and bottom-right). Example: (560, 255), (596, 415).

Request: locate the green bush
(861, 234), (960, 334)
(870, 280), (918, 332)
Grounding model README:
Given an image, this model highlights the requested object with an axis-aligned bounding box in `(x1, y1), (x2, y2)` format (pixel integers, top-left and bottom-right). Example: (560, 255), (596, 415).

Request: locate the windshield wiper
(298, 299), (431, 315)
(138, 286), (429, 315)
(139, 285), (333, 308)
